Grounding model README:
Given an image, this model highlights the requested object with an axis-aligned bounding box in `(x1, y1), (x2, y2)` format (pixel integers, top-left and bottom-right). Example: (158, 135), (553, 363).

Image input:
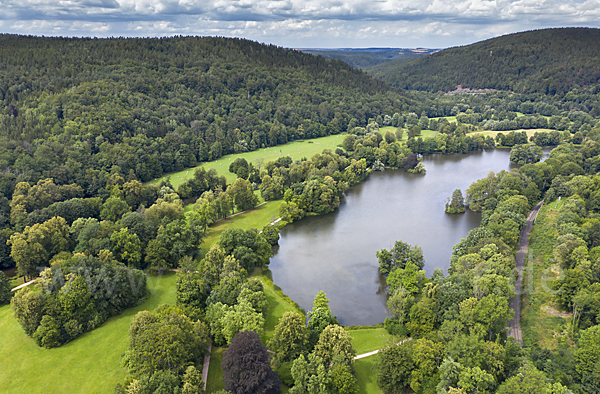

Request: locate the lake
(269, 149), (517, 326)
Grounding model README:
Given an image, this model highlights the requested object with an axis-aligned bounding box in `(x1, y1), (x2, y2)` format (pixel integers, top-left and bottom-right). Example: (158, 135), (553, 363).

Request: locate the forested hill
(370, 28), (600, 94)
(0, 35), (388, 97)
(0, 34), (407, 184)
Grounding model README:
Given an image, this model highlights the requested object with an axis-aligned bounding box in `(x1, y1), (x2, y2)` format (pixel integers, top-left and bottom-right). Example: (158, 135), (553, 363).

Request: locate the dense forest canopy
(0, 34), (404, 183)
(370, 28), (600, 94)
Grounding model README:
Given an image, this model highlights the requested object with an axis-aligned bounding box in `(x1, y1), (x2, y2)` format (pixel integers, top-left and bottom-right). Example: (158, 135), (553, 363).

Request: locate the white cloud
(1, 0), (599, 47)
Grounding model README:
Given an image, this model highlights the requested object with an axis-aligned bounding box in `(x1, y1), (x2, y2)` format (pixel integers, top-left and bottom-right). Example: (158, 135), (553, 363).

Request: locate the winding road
(507, 201), (544, 346)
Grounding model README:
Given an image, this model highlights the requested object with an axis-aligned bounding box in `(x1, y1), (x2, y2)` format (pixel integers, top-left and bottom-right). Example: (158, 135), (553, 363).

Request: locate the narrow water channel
(269, 149), (517, 326)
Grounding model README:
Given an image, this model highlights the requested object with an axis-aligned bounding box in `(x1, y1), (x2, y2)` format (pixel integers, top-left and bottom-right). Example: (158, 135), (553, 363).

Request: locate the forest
(370, 28), (600, 95)
(1, 32), (600, 394)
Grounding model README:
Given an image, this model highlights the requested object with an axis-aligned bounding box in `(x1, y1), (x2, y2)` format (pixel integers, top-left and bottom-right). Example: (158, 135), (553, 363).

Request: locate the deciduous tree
(222, 330), (281, 394)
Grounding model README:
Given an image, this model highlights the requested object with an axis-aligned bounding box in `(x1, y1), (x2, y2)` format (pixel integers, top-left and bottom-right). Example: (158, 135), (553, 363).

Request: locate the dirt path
(507, 201), (544, 346)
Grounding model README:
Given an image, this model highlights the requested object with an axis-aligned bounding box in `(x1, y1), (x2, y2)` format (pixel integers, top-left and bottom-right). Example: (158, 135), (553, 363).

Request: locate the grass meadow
(147, 135), (346, 189)
(469, 128), (551, 140)
(379, 126), (438, 140)
(349, 328), (394, 355)
(198, 199), (283, 256)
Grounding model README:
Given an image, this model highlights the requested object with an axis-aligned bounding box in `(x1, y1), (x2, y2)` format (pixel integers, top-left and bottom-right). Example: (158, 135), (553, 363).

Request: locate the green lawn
(257, 274), (302, 344)
(349, 328), (394, 355)
(430, 116), (457, 123)
(355, 356), (383, 394)
(0, 273), (177, 394)
(379, 126), (438, 141)
(9, 275), (24, 289)
(146, 135), (346, 189)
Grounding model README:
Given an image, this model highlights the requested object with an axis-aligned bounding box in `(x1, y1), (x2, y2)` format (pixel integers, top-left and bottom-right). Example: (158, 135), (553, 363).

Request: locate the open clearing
(0, 273), (177, 394)
(147, 135), (346, 189)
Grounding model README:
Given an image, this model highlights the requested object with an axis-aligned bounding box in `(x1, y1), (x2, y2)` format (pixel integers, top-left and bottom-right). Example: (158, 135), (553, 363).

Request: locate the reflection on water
(269, 149), (516, 326)
(1, 267), (17, 278)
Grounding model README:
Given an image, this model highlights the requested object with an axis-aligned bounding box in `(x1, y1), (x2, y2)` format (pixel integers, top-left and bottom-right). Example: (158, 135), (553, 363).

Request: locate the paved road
(507, 201), (543, 346)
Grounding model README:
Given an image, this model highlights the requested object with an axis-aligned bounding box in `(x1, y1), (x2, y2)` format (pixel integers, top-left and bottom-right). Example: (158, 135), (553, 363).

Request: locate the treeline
(371, 28), (600, 95)
(408, 88), (600, 120)
(6, 178), (207, 276)
(399, 91), (599, 139)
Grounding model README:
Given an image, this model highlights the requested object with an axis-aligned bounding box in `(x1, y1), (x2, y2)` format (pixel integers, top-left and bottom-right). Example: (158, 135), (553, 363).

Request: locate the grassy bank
(147, 135), (345, 189)
(206, 346), (226, 392)
(0, 273), (177, 394)
(257, 274), (304, 344)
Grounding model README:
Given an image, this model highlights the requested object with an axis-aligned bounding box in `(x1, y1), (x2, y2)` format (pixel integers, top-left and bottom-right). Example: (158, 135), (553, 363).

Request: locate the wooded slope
(370, 28), (600, 94)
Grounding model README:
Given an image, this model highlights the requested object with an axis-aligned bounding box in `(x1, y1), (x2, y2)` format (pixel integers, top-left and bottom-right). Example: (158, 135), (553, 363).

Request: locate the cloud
(1, 0), (599, 47)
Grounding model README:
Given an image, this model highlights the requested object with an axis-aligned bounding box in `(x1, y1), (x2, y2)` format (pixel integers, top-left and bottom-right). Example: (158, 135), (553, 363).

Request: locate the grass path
(355, 356), (383, 394)
(469, 128), (549, 139)
(0, 273), (177, 394)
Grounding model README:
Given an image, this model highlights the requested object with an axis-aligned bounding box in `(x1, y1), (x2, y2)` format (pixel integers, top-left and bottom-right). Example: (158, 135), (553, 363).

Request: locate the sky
(1, 0), (600, 49)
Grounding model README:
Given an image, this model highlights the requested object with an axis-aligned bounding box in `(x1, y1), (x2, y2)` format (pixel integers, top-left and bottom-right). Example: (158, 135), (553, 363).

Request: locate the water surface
(270, 149), (515, 325)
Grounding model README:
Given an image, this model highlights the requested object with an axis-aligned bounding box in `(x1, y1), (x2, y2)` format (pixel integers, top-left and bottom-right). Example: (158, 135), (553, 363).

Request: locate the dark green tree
(222, 330), (281, 394)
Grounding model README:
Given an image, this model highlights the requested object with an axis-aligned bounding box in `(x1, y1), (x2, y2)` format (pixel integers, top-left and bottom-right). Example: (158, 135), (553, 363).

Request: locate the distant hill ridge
(369, 27), (600, 95)
(298, 48), (437, 69)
